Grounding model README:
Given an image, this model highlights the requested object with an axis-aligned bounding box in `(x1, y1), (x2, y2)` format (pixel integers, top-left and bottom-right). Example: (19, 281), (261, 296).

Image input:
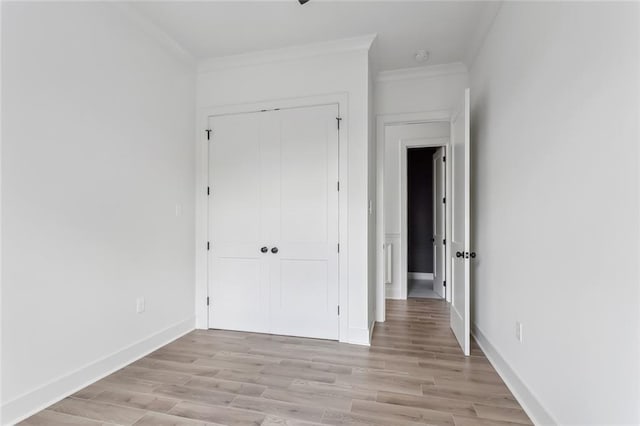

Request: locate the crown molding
(376, 62), (468, 83)
(198, 34), (377, 73)
(111, 3), (196, 67)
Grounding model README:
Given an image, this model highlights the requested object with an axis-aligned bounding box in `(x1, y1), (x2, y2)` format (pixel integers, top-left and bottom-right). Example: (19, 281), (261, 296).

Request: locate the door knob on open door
(260, 247), (268, 253)
(271, 247), (279, 254)
(456, 251), (464, 258)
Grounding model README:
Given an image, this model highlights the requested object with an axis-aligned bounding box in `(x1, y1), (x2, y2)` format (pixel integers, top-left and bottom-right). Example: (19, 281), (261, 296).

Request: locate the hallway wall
(470, 2), (639, 424)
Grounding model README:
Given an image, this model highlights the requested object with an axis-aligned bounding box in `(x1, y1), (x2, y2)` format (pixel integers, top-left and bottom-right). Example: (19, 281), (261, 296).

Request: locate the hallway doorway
(407, 146), (445, 299)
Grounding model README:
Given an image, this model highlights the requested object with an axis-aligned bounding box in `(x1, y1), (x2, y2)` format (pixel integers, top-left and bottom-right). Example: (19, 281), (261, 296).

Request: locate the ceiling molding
(376, 62), (468, 83)
(198, 34), (377, 73)
(111, 3), (196, 67)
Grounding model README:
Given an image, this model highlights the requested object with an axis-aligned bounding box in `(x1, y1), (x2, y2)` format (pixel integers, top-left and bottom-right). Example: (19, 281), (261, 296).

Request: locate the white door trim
(196, 93), (349, 343)
(400, 137), (449, 300)
(376, 110), (452, 322)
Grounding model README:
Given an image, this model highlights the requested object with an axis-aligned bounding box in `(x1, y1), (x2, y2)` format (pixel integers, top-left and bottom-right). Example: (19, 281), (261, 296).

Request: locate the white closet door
(208, 105), (339, 340)
(208, 111), (273, 334)
(269, 105), (339, 340)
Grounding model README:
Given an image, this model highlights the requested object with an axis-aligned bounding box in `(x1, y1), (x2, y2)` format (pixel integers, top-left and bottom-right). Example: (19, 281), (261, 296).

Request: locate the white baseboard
(385, 286), (402, 299)
(408, 272), (433, 280)
(346, 326), (372, 346)
(472, 324), (557, 426)
(369, 320), (376, 343)
(2, 317), (195, 426)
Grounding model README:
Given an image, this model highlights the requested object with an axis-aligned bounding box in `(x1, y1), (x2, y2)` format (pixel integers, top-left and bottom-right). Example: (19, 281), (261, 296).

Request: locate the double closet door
(207, 104), (340, 340)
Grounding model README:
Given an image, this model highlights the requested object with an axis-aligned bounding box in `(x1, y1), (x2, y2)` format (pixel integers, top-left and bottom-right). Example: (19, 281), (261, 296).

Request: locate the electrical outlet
(136, 297), (145, 314)
(516, 321), (523, 343)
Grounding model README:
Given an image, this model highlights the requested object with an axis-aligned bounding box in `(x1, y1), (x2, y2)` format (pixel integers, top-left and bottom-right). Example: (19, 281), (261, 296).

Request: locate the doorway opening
(407, 146), (446, 299)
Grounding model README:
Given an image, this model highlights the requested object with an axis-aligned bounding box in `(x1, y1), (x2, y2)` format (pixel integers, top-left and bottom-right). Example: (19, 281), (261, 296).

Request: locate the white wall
(470, 2), (639, 424)
(1, 3), (196, 424)
(375, 65), (468, 116)
(195, 41), (374, 345)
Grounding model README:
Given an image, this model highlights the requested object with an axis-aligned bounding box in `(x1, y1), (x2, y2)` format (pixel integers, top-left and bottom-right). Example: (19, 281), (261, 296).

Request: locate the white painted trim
(472, 325), (557, 426)
(347, 327), (372, 346)
(369, 320), (376, 343)
(196, 93), (351, 344)
(376, 62), (467, 83)
(400, 136), (449, 300)
(376, 110), (452, 323)
(408, 272), (433, 280)
(198, 34), (377, 73)
(2, 317), (195, 426)
(444, 143), (453, 304)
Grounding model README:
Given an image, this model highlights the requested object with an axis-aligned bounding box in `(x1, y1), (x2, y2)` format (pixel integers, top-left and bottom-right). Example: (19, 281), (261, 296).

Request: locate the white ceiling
(130, 1), (501, 72)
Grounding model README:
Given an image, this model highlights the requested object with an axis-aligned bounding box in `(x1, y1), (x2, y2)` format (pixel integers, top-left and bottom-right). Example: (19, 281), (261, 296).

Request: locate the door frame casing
(432, 148), (447, 299)
(195, 93), (349, 343)
(400, 137), (449, 300)
(376, 110), (452, 322)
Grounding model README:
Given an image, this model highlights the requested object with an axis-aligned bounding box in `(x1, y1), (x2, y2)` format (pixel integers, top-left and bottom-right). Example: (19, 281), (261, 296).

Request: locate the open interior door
(450, 88), (471, 355)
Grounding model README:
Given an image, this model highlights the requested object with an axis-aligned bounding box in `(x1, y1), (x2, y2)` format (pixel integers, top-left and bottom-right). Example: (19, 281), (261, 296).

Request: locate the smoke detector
(415, 50), (430, 63)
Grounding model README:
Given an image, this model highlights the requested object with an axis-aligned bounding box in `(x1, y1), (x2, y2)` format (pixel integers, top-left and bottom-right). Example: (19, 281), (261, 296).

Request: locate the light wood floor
(21, 299), (531, 426)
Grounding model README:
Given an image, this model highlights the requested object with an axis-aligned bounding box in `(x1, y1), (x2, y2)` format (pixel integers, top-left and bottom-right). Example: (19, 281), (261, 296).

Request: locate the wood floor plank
(261, 387), (353, 411)
(350, 399), (455, 426)
(288, 379), (377, 402)
(152, 384), (236, 407)
(183, 376), (266, 397)
(321, 408), (425, 426)
(132, 412), (220, 426)
(92, 388), (179, 412)
(230, 395), (325, 423)
(18, 409), (115, 425)
(49, 397), (146, 425)
(472, 403), (533, 425)
(168, 401), (266, 426)
(376, 390), (478, 417)
(21, 299), (531, 426)
(453, 414), (529, 426)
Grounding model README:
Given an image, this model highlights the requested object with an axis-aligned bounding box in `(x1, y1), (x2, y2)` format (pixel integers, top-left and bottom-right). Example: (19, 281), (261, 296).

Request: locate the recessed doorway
(407, 146), (446, 299)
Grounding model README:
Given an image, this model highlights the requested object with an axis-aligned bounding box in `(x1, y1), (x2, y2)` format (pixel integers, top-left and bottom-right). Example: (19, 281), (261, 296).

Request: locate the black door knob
(271, 247), (279, 254)
(470, 252), (476, 258)
(260, 247), (268, 253)
(456, 251), (464, 258)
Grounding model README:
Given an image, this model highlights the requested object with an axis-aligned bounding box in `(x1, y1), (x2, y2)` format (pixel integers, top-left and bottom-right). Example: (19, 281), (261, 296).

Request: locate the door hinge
(206, 296), (210, 306)
(207, 241), (210, 251)
(206, 129), (212, 140)
(442, 197), (446, 204)
(207, 186), (210, 196)
(443, 239), (446, 245)
(443, 156), (446, 162)
(337, 243), (340, 253)
(337, 181), (340, 191)
(337, 305), (340, 316)
(443, 281), (446, 287)
(336, 117), (342, 130)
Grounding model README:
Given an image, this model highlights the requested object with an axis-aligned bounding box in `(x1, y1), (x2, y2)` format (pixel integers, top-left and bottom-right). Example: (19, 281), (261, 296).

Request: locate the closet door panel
(208, 112), (269, 334)
(269, 105), (339, 340)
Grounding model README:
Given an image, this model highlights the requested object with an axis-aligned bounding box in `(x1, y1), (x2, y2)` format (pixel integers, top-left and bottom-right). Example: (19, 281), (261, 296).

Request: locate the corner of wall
(472, 324), (556, 426)
(2, 318), (194, 425)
